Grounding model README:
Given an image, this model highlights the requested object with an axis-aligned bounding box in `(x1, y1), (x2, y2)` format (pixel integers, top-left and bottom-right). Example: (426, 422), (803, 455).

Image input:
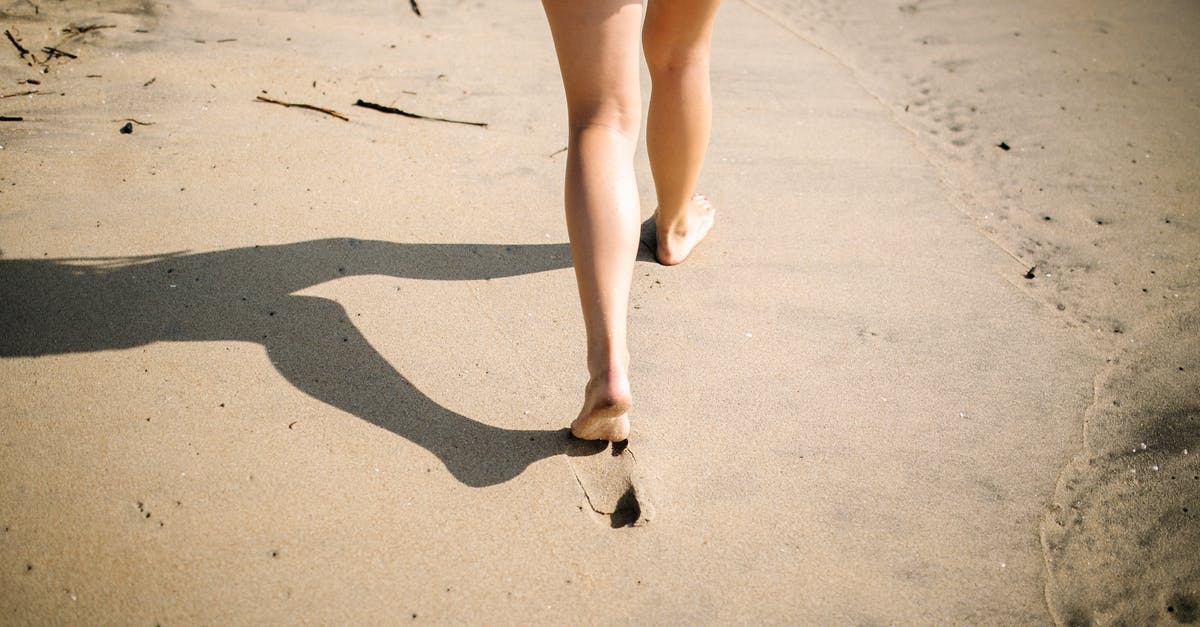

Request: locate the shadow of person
(0, 238), (576, 487)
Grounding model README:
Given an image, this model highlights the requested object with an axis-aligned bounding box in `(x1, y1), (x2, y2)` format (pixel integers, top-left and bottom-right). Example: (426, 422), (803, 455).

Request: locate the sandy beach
(1, 0), (1196, 624)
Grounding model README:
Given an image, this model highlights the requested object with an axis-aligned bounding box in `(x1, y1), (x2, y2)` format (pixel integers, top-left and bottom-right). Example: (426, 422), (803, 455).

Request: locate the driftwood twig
(353, 99), (487, 128)
(409, 0), (422, 16)
(256, 96), (349, 121)
(42, 46), (77, 59)
(0, 116), (24, 122)
(62, 24), (115, 35)
(1, 90), (38, 99)
(5, 30), (29, 58)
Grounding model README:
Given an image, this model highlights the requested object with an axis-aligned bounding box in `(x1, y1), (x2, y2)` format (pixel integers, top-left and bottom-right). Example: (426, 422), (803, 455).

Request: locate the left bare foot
(653, 193), (715, 266)
(570, 369), (631, 442)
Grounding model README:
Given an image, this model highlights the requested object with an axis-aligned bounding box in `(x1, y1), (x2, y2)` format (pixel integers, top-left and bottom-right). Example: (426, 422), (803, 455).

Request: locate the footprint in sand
(567, 439), (654, 528)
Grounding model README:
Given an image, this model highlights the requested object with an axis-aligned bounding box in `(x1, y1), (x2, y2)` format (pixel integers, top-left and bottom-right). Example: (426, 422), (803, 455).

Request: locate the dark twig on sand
(112, 118), (156, 126)
(62, 24), (115, 35)
(5, 30), (30, 58)
(143, 77), (156, 87)
(1, 90), (38, 99)
(409, 0), (422, 16)
(256, 96), (349, 121)
(353, 99), (487, 128)
(0, 116), (24, 122)
(42, 46), (77, 59)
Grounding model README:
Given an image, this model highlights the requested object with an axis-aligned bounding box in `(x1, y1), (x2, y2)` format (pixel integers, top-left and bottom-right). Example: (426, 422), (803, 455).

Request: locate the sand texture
(744, 1), (1200, 621)
(1, 0), (1196, 624)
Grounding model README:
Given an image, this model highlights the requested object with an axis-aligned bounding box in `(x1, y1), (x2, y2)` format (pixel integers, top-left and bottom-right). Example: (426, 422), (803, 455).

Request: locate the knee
(566, 99), (641, 140)
(643, 30), (710, 79)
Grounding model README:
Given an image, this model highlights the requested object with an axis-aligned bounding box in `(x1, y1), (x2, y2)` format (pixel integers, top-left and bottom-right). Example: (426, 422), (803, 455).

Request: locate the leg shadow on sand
(0, 238), (578, 488)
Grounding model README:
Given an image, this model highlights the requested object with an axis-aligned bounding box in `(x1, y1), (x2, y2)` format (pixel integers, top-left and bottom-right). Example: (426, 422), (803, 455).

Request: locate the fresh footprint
(567, 439), (653, 527)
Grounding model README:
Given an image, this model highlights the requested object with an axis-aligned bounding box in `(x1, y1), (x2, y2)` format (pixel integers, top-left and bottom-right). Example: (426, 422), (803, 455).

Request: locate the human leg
(542, 0), (644, 441)
(643, 0), (721, 265)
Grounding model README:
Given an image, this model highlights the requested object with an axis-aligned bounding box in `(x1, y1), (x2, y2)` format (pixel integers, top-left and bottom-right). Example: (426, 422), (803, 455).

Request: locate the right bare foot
(653, 193), (716, 266)
(570, 370), (632, 442)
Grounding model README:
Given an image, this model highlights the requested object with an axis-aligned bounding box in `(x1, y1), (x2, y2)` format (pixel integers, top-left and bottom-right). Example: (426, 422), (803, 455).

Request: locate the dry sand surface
(0, 0), (1196, 624)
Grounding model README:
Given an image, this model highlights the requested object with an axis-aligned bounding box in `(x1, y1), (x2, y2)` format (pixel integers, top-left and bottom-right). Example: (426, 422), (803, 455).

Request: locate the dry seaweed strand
(409, 0), (422, 16)
(353, 99), (487, 128)
(1, 90), (38, 99)
(255, 96), (349, 121)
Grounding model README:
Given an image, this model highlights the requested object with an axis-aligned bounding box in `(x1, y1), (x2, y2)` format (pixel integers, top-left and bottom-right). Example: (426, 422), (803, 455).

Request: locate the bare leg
(643, 0), (721, 265)
(542, 0), (644, 441)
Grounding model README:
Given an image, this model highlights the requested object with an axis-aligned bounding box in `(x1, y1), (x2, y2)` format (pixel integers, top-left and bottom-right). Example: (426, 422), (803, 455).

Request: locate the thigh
(643, 0), (721, 58)
(542, 0), (644, 129)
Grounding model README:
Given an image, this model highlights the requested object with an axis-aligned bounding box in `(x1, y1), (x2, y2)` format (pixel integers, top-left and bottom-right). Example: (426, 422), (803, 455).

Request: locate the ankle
(653, 204), (687, 231)
(655, 194), (707, 232)
(584, 368), (633, 411)
(588, 359), (629, 383)
(587, 343), (628, 376)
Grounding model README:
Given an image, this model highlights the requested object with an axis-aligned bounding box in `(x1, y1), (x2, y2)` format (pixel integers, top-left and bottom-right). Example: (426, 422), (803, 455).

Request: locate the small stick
(42, 46), (77, 59)
(62, 24), (115, 35)
(548, 146), (567, 158)
(111, 118), (156, 125)
(143, 77), (156, 87)
(256, 95), (349, 121)
(0, 116), (23, 122)
(353, 99), (487, 128)
(5, 30), (29, 58)
(0, 90), (38, 99)
(409, 0), (422, 16)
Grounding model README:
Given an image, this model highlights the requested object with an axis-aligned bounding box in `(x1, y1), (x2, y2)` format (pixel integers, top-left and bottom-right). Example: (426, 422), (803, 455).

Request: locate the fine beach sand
(1, 0), (1196, 624)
